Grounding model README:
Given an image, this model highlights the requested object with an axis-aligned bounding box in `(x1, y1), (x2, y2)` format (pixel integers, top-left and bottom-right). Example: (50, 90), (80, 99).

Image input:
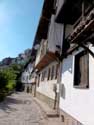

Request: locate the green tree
(0, 63), (24, 101)
(0, 67), (17, 101)
(9, 64), (24, 91)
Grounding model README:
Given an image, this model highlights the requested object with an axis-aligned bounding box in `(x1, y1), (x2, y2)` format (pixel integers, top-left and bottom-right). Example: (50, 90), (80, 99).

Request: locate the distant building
(30, 0), (61, 109)
(21, 63), (33, 92)
(56, 0), (94, 125)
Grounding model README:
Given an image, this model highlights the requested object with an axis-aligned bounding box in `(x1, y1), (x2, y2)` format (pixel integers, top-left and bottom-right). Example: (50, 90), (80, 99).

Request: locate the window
(29, 75), (31, 80)
(41, 71), (46, 81)
(41, 72), (44, 81)
(47, 68), (51, 80)
(29, 72), (32, 80)
(22, 76), (25, 81)
(37, 74), (40, 87)
(51, 65), (54, 80)
(44, 71), (46, 81)
(27, 76), (28, 82)
(55, 64), (59, 79)
(74, 51), (89, 88)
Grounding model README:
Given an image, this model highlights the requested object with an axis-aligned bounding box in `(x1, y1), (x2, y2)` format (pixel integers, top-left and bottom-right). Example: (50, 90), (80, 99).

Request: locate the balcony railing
(67, 8), (94, 43)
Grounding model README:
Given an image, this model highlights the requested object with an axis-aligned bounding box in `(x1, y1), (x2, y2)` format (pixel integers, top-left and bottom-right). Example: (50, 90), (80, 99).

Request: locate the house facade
(32, 1), (64, 108)
(55, 0), (94, 125)
(21, 63), (33, 92)
(22, 0), (94, 125)
(34, 40), (59, 107)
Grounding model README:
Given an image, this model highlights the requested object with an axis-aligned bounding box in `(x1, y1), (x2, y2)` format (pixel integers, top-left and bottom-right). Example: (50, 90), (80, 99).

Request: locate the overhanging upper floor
(67, 8), (94, 44)
(55, 0), (94, 24)
(35, 51), (57, 71)
(34, 14), (64, 71)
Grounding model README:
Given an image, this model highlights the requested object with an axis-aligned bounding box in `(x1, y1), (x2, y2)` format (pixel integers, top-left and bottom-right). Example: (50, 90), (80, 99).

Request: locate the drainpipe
(34, 75), (37, 97)
(56, 61), (62, 115)
(55, 24), (66, 115)
(34, 69), (38, 97)
(58, 24), (66, 115)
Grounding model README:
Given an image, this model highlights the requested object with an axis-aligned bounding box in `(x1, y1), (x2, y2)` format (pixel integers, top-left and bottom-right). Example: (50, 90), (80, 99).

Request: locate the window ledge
(73, 85), (89, 89)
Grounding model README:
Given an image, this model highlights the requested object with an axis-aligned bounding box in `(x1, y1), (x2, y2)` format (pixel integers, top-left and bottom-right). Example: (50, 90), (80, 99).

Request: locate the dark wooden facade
(55, 0), (94, 59)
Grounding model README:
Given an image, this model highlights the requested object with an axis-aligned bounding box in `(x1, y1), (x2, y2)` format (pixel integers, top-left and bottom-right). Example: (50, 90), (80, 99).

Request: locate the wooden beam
(71, 19), (94, 43)
(82, 1), (85, 20)
(79, 43), (94, 58)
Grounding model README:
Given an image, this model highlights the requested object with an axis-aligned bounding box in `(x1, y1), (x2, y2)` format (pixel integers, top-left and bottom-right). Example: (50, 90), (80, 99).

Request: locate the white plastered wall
(48, 15), (64, 53)
(36, 61), (58, 100)
(60, 45), (94, 125)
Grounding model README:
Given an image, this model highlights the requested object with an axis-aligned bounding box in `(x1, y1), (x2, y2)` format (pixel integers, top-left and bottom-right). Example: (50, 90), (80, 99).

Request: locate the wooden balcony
(35, 51), (57, 71)
(35, 39), (48, 66)
(67, 8), (94, 44)
(34, 39), (57, 71)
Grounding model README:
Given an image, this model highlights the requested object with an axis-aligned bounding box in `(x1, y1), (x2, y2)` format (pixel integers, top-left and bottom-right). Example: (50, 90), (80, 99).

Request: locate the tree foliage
(0, 67), (16, 92)
(0, 63), (24, 99)
(9, 64), (24, 90)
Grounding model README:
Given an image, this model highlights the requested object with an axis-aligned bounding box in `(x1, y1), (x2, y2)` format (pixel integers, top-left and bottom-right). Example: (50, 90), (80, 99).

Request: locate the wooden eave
(63, 19), (94, 58)
(69, 18), (94, 44)
(33, 0), (54, 45)
(35, 52), (57, 71)
(31, 0), (54, 59)
(66, 45), (79, 55)
(63, 18), (94, 58)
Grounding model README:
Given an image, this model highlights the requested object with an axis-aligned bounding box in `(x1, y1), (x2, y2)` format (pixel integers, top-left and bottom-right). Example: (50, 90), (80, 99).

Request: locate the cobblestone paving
(0, 92), (46, 125)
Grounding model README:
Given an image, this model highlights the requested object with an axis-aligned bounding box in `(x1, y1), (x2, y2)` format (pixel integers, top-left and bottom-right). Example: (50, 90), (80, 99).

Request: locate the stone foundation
(60, 109), (83, 125)
(36, 91), (55, 109)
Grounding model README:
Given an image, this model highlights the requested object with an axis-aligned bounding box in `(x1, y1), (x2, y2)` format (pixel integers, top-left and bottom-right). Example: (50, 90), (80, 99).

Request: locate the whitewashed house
(55, 0), (94, 125)
(25, 0), (94, 124)
(31, 0), (64, 108)
(21, 63), (33, 92)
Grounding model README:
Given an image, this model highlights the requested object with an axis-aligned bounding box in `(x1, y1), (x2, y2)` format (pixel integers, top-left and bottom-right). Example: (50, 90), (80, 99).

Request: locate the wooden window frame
(41, 71), (46, 81)
(37, 74), (40, 87)
(55, 64), (59, 79)
(41, 72), (44, 81)
(74, 50), (89, 89)
(47, 68), (51, 80)
(51, 65), (55, 80)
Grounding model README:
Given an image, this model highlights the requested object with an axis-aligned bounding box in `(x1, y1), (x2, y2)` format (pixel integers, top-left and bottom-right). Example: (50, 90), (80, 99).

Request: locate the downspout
(34, 70), (38, 97)
(34, 76), (37, 97)
(56, 23), (66, 115)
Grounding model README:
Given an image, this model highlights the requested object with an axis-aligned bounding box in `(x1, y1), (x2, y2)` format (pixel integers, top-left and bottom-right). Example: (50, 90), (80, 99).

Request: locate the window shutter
(74, 51), (89, 88)
(83, 52), (89, 88)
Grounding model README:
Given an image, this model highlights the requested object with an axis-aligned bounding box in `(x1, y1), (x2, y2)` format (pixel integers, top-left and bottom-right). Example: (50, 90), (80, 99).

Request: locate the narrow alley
(0, 92), (47, 125)
(0, 92), (63, 125)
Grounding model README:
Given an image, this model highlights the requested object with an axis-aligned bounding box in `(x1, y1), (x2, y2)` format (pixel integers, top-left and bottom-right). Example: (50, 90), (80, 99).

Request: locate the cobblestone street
(0, 92), (46, 125)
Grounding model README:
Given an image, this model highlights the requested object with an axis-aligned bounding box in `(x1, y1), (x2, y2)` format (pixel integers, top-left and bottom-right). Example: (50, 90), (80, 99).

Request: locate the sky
(0, 0), (44, 61)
